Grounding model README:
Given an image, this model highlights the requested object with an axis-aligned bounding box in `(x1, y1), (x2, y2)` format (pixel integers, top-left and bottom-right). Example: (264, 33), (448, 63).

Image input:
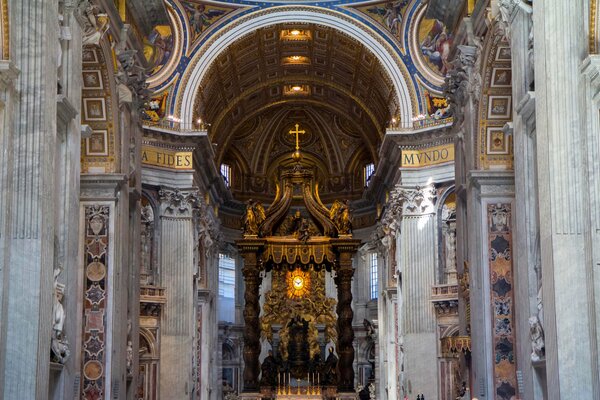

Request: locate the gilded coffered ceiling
(141, 0), (456, 202)
(193, 24), (394, 201)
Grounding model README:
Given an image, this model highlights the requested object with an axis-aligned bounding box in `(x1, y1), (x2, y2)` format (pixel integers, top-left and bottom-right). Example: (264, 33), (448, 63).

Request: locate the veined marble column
(158, 188), (199, 399)
(393, 184), (438, 400)
(2, 0), (60, 398)
(534, 0), (600, 397)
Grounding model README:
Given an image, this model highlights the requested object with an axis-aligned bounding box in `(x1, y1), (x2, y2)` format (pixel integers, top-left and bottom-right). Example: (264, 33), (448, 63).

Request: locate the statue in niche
(287, 317), (310, 376)
(126, 340), (134, 377)
(445, 224), (457, 284)
(529, 316), (545, 362)
(260, 350), (278, 387)
(242, 199), (265, 236)
(140, 203), (154, 285)
(363, 319), (376, 342)
(322, 347), (338, 385)
(51, 266), (70, 364)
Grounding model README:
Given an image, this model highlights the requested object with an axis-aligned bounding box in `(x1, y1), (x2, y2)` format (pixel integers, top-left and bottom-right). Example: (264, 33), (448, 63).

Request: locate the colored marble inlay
(487, 203), (517, 400)
(82, 205), (110, 399)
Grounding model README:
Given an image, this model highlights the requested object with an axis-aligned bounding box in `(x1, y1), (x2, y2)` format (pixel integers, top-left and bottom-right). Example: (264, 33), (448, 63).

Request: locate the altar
(236, 136), (361, 397)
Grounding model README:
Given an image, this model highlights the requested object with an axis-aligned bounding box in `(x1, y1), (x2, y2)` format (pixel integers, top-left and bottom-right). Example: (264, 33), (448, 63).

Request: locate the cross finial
(289, 123), (306, 151)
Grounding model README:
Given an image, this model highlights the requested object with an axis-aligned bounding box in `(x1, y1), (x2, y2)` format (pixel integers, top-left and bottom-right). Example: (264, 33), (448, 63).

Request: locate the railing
(431, 284), (459, 298)
(140, 286), (167, 304)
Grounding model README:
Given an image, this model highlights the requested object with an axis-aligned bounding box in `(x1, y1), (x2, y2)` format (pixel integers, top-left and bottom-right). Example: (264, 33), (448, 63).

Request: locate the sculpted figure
(260, 350), (278, 387)
(322, 347), (338, 385)
(330, 200), (352, 234)
(529, 316), (545, 362)
(51, 266), (69, 364)
(242, 199), (259, 235)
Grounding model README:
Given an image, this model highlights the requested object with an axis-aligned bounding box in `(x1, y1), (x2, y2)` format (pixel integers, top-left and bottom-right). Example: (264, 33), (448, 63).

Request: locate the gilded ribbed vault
(195, 23), (400, 202)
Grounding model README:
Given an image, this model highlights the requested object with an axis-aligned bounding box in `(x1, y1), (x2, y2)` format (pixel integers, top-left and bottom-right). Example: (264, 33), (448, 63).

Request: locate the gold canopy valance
(263, 239), (336, 270)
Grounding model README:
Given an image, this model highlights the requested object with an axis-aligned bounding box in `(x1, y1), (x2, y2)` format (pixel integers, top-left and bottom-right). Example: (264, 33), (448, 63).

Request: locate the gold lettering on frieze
(141, 146), (193, 170)
(401, 143), (454, 168)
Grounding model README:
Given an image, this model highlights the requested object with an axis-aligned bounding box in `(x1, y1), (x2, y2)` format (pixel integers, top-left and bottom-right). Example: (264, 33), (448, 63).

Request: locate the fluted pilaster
(392, 184), (438, 400)
(2, 0), (59, 398)
(534, 0), (599, 397)
(158, 188), (199, 399)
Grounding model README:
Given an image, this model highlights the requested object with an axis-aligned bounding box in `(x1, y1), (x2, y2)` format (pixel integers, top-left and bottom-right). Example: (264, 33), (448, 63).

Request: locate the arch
(440, 325), (460, 339)
(476, 22), (514, 170)
(139, 328), (158, 358)
(177, 7), (416, 129)
(80, 42), (120, 173)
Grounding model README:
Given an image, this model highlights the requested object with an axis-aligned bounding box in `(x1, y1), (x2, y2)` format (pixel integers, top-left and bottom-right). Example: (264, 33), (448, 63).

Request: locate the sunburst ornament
(286, 269), (310, 299)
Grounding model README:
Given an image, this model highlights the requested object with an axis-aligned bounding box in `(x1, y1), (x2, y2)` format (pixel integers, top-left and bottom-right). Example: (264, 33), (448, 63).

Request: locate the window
(364, 163), (375, 187)
(218, 253), (236, 322)
(369, 252), (378, 300)
(220, 164), (231, 188)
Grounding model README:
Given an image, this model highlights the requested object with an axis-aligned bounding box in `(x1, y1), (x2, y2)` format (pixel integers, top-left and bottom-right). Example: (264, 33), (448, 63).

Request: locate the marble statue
(529, 316), (545, 362)
(126, 340), (134, 376)
(51, 266), (69, 364)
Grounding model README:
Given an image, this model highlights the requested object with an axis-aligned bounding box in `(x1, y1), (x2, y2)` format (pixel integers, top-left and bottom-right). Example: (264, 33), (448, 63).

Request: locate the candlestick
(288, 373), (291, 395)
(297, 378), (300, 395)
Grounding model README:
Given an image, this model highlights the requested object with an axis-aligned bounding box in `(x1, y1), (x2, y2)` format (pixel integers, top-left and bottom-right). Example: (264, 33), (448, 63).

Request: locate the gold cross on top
(289, 124), (306, 151)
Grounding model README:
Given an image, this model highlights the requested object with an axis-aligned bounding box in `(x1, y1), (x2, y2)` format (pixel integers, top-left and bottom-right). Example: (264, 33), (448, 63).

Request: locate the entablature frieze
(468, 170), (515, 198)
(80, 173), (128, 201)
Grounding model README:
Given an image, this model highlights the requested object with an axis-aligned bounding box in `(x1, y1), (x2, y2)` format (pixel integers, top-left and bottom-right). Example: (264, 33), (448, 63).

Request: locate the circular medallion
(86, 261), (106, 282)
(83, 360), (103, 381)
(293, 276), (305, 290)
(287, 269), (310, 299)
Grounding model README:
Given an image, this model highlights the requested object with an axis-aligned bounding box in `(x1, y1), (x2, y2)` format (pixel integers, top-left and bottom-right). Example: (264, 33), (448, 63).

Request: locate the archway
(177, 7), (416, 129)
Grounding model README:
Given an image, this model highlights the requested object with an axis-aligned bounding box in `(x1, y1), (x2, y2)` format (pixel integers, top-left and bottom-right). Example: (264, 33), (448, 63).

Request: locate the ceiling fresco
(143, 0), (453, 127)
(141, 0), (453, 203)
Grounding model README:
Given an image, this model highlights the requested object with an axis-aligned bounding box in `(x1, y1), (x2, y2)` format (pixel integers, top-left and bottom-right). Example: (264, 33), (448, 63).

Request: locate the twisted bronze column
(240, 249), (263, 392)
(335, 252), (355, 392)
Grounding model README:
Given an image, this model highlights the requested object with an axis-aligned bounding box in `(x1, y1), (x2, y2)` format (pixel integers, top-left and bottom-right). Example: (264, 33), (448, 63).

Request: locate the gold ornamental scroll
(400, 143), (454, 168)
(141, 145), (193, 170)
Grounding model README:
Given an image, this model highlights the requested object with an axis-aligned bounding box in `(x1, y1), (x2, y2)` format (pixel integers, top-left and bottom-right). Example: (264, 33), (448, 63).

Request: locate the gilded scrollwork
(260, 269), (337, 361)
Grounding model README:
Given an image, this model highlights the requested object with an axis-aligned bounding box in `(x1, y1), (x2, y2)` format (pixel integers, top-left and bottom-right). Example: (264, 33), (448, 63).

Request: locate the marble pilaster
(581, 53), (600, 400)
(501, 2), (545, 399)
(0, 60), (18, 398)
(392, 184), (438, 400)
(2, 0), (60, 398)
(158, 187), (200, 400)
(533, 0), (600, 397)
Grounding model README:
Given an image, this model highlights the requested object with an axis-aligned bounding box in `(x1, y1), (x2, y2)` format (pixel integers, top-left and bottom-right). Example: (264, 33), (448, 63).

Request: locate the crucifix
(289, 123), (306, 151)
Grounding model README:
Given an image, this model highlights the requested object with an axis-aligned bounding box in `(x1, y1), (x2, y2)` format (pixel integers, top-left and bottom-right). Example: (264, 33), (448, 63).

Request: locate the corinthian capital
(159, 188), (200, 216)
(391, 184), (437, 216)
